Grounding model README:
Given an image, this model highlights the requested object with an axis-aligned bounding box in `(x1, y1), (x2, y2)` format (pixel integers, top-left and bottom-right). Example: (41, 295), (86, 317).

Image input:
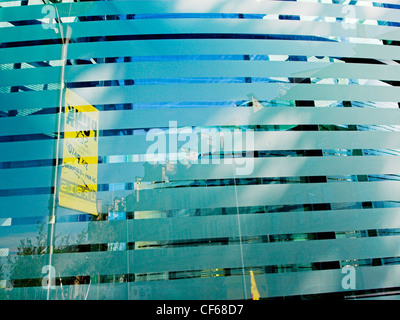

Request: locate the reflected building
(0, 0), (400, 300)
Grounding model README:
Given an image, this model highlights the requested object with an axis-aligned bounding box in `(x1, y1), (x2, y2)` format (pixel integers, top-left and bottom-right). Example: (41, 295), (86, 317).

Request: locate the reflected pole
(46, 4), (72, 300)
(231, 157), (248, 300)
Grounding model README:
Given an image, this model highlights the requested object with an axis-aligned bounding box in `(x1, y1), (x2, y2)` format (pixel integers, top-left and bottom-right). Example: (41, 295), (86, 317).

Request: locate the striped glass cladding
(1, 0), (400, 300)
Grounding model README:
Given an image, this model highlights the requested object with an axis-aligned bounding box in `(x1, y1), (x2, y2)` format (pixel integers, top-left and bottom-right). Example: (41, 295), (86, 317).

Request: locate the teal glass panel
(1, 0), (400, 301)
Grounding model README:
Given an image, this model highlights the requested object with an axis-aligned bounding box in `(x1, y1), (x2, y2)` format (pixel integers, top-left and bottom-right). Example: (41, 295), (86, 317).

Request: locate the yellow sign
(250, 270), (260, 300)
(59, 89), (99, 215)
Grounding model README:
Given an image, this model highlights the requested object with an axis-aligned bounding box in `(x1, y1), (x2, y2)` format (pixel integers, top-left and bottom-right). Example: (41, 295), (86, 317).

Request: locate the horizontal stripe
(1, 0), (399, 6)
(4, 264), (400, 299)
(3, 108), (400, 136)
(3, 180), (400, 210)
(2, 61), (400, 87)
(4, 156), (400, 189)
(1, 1), (399, 23)
(3, 236), (400, 279)
(2, 181), (400, 216)
(2, 207), (399, 247)
(2, 20), (399, 44)
(0, 194), (51, 219)
(2, 131), (400, 162)
(1, 83), (399, 111)
(126, 181), (400, 211)
(1, 39), (399, 65)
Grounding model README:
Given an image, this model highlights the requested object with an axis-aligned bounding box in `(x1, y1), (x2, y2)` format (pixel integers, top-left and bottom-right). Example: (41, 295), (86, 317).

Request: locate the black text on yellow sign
(59, 89), (99, 215)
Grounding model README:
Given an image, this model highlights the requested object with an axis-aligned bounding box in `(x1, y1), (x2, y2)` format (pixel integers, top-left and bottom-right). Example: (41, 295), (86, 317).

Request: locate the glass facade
(0, 0), (400, 300)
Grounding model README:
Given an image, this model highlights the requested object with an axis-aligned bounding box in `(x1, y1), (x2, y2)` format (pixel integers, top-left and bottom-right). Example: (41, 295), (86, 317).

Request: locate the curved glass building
(1, 0), (400, 300)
